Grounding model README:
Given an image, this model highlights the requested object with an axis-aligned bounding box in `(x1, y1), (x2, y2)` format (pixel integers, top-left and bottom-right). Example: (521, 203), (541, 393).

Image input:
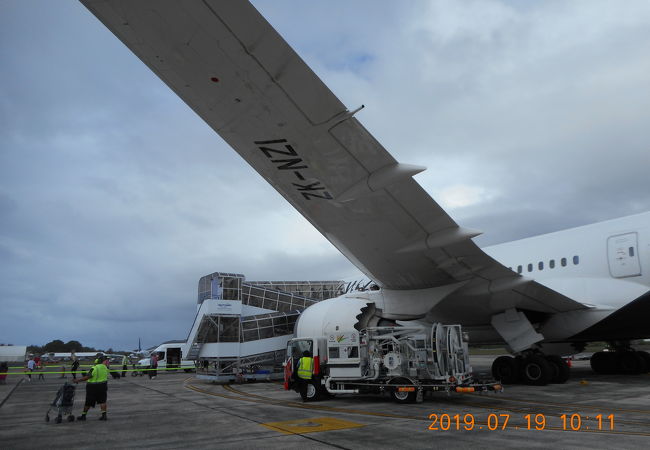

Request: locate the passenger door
(607, 232), (641, 278)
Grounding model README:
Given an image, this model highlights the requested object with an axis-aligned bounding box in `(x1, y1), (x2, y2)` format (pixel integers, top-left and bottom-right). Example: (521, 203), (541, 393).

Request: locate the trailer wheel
(389, 378), (417, 404)
(391, 389), (416, 404)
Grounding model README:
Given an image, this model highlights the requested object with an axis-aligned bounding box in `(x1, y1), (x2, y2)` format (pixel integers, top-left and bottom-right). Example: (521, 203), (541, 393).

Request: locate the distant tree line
(26, 339), (112, 354)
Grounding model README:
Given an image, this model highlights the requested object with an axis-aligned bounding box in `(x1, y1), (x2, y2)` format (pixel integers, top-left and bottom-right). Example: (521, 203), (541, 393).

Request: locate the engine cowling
(295, 297), (370, 338)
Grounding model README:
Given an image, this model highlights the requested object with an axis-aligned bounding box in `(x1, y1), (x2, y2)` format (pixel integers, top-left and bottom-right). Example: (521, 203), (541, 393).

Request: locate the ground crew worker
(297, 350), (314, 401)
(74, 353), (109, 421)
(121, 354), (128, 377)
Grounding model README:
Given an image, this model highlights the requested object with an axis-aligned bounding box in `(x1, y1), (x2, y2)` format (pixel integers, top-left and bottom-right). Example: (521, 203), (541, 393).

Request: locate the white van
(137, 341), (195, 373)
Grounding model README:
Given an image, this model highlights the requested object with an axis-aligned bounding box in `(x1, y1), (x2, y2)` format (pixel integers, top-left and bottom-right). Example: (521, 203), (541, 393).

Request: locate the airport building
(185, 272), (344, 381)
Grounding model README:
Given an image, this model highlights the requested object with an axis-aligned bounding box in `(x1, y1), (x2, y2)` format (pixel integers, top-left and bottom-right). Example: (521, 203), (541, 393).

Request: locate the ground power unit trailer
(284, 298), (502, 403)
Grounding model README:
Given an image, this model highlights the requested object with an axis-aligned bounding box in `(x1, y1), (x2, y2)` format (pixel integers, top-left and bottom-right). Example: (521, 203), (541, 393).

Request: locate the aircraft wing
(81, 1), (586, 313)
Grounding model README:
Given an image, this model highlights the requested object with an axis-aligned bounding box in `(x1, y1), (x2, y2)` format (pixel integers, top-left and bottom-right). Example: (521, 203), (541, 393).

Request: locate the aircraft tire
(619, 351), (645, 374)
(545, 355), (570, 383)
(520, 355), (552, 386)
(636, 351), (650, 373)
(590, 351), (617, 374)
(491, 356), (519, 384)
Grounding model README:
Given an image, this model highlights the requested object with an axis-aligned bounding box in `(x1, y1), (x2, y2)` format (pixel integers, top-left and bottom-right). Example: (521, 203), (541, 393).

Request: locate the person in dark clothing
(0, 362), (8, 385)
(70, 354), (80, 380)
(148, 354), (158, 379)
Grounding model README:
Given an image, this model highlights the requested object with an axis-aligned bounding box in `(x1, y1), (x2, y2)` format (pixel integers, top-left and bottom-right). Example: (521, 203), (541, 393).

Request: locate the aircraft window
(561, 258), (567, 267)
(573, 255), (579, 265)
(538, 261), (544, 270)
(629, 247), (635, 257)
(549, 259), (555, 269)
(288, 339), (312, 357)
(342, 346), (359, 358)
(517, 265), (522, 274)
(527, 263), (533, 272)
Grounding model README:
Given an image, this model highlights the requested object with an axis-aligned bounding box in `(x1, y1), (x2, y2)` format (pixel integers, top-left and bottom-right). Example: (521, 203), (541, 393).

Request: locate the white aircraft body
(80, 1), (650, 385)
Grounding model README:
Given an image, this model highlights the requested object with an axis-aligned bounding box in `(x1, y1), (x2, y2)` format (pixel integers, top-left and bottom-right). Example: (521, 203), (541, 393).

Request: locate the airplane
(79, 1), (650, 385)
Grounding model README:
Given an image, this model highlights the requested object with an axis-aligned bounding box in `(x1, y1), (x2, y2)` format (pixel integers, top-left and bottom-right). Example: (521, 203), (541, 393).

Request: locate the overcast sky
(2, 0), (649, 351)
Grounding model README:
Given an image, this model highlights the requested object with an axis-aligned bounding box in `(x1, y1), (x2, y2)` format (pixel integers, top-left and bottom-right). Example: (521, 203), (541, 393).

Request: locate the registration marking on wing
(254, 139), (333, 201)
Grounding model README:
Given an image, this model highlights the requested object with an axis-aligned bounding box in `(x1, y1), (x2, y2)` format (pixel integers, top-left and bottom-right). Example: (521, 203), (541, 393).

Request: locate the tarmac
(1, 356), (649, 449)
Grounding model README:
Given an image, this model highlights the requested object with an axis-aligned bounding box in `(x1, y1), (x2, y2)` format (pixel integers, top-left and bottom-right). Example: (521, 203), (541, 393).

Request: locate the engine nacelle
(295, 297), (369, 338)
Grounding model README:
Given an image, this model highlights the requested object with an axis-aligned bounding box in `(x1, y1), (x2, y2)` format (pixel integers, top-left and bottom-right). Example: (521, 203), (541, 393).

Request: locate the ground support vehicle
(285, 324), (502, 403)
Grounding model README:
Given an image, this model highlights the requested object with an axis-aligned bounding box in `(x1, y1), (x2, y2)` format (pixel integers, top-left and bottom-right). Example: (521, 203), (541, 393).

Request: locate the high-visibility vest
(88, 363), (109, 383)
(297, 357), (313, 380)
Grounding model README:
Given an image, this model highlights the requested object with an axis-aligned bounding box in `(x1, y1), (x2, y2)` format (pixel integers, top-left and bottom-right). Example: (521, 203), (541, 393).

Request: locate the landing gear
(520, 355), (552, 386)
(591, 350), (650, 375)
(590, 351), (616, 374)
(619, 351), (646, 374)
(491, 356), (519, 384)
(638, 351), (650, 370)
(492, 353), (569, 386)
(545, 355), (570, 383)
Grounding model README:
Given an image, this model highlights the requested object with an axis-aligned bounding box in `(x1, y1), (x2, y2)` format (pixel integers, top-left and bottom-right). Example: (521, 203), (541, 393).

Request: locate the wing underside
(81, 0), (586, 314)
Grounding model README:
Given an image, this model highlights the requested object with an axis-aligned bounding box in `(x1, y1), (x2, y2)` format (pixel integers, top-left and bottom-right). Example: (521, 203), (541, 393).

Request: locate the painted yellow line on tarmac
(262, 417), (365, 435)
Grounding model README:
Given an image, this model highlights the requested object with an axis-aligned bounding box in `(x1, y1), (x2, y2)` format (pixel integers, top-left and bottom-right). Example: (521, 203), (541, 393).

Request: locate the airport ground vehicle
(138, 341), (196, 373)
(285, 322), (501, 403)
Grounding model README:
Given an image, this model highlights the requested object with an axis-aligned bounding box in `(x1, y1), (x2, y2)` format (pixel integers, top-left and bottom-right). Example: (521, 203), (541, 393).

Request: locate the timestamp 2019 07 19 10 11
(427, 413), (615, 431)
